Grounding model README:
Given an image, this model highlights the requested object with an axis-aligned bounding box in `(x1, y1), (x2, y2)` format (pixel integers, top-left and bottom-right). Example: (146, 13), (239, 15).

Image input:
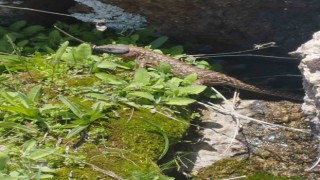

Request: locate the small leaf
(182, 73), (198, 84)
(177, 85), (207, 96)
(27, 85), (42, 103)
(157, 62), (171, 74)
(72, 43), (92, 62)
(55, 41), (69, 60)
(0, 122), (37, 133)
(97, 61), (130, 69)
(150, 36), (168, 49)
(22, 139), (37, 153)
(59, 96), (84, 118)
(95, 72), (127, 85)
(133, 68), (150, 85)
(17, 40), (29, 47)
(21, 25), (45, 36)
(166, 97), (196, 105)
(168, 45), (184, 55)
(128, 91), (155, 101)
(130, 34), (140, 42)
(67, 125), (88, 138)
(0, 152), (9, 170)
(9, 20), (27, 31)
(27, 148), (54, 160)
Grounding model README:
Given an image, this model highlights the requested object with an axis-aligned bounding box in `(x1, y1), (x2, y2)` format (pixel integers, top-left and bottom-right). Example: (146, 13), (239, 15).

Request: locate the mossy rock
(55, 106), (190, 179)
(195, 158), (302, 180)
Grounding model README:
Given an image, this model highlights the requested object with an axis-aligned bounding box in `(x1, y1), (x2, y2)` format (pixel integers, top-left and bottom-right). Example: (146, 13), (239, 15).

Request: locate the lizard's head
(93, 44), (129, 54)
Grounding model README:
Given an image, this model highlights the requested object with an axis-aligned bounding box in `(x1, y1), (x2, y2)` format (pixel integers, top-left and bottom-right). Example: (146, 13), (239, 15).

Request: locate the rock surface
(0, 0), (319, 51)
(190, 100), (317, 178)
(290, 31), (320, 140)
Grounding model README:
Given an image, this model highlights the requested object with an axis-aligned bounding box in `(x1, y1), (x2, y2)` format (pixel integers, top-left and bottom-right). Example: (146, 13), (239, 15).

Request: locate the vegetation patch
(0, 21), (210, 179)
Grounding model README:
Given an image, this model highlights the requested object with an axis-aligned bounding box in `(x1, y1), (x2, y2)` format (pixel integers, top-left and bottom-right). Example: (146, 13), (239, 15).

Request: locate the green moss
(54, 106), (190, 179)
(64, 76), (97, 87)
(196, 158), (302, 180)
(55, 144), (160, 179)
(105, 107), (189, 160)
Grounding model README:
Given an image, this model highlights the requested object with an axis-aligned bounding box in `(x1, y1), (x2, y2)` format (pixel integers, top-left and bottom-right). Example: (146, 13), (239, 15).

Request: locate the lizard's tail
(207, 78), (304, 101)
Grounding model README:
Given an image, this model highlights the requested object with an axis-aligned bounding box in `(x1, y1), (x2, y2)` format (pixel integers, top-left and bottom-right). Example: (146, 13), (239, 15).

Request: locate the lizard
(93, 44), (303, 101)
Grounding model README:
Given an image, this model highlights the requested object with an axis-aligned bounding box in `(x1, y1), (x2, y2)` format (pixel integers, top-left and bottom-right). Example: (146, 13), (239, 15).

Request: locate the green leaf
(21, 25), (45, 36)
(130, 34), (140, 42)
(150, 36), (168, 49)
(0, 152), (9, 170)
(48, 29), (62, 45)
(85, 93), (110, 101)
(0, 105), (38, 117)
(27, 85), (42, 103)
(177, 85), (207, 96)
(133, 68), (150, 85)
(97, 60), (130, 69)
(128, 91), (155, 101)
(182, 73), (198, 84)
(55, 41), (69, 60)
(17, 40), (29, 47)
(157, 62), (171, 74)
(59, 96), (84, 118)
(166, 97), (196, 105)
(95, 72), (127, 85)
(0, 91), (19, 106)
(168, 45), (184, 55)
(22, 139), (37, 153)
(67, 125), (88, 138)
(27, 148), (54, 160)
(72, 43), (92, 62)
(0, 122), (37, 133)
(9, 20), (27, 31)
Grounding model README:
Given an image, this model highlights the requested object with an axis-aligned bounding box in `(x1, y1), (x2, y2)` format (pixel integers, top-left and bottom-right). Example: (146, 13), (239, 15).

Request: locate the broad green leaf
(85, 93), (110, 101)
(177, 85), (207, 96)
(182, 73), (198, 84)
(0, 122), (36, 133)
(9, 20), (27, 31)
(54, 41), (69, 60)
(27, 85), (42, 103)
(150, 36), (168, 49)
(72, 43), (92, 62)
(21, 25), (45, 36)
(97, 60), (130, 69)
(95, 72), (127, 85)
(166, 97), (196, 105)
(67, 125), (88, 138)
(133, 68), (150, 85)
(27, 148), (54, 160)
(128, 91), (155, 101)
(59, 96), (84, 118)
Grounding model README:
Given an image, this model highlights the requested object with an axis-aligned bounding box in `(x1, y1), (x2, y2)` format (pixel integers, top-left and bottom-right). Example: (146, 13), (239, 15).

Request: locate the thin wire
(193, 54), (299, 60)
(191, 45), (276, 57)
(0, 4), (72, 17)
(54, 25), (87, 44)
